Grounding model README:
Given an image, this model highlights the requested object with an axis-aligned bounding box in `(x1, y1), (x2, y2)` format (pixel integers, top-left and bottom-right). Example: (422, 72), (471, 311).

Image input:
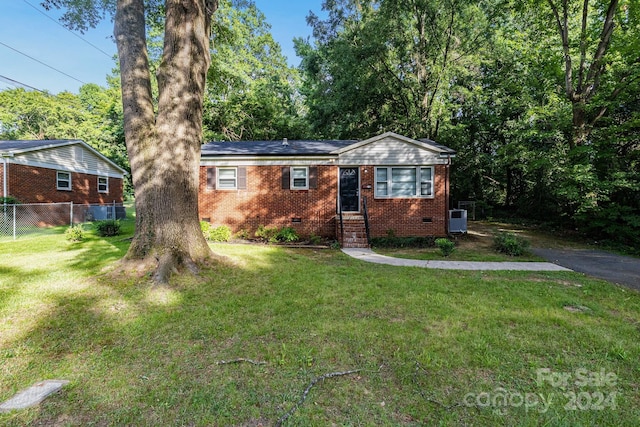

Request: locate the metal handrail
(362, 196), (371, 246)
(336, 197), (344, 244)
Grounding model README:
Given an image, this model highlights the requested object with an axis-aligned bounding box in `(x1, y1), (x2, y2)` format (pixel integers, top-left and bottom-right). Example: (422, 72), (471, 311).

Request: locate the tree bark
(115, 0), (218, 283)
(547, 0), (619, 148)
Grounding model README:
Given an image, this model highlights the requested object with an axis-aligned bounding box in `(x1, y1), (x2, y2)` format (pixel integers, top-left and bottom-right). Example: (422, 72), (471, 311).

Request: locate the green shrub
(493, 231), (530, 256)
(435, 238), (456, 257)
(276, 226), (299, 243)
(200, 221), (212, 238)
(255, 225), (299, 243)
(255, 225), (279, 243)
(200, 222), (232, 242)
(0, 196), (20, 205)
(308, 233), (322, 245)
(209, 225), (232, 242)
(94, 220), (121, 237)
(235, 229), (250, 240)
(65, 224), (85, 242)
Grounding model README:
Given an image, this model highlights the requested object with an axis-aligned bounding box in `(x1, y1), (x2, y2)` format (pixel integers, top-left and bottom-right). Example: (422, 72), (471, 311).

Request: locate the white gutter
(2, 153), (13, 200)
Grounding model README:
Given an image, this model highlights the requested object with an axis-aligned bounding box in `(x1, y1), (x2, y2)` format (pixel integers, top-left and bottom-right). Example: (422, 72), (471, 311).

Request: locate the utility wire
(22, 0), (113, 59)
(0, 74), (46, 93)
(0, 41), (87, 85)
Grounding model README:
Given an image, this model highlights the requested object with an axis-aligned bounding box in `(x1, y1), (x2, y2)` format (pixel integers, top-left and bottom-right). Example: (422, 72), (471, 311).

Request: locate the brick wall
(199, 164), (449, 239)
(6, 164), (123, 204)
(199, 165), (338, 238)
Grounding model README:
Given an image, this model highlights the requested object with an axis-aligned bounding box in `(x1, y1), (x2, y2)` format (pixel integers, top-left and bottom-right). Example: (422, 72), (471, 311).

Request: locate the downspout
(441, 153), (452, 236)
(1, 153), (12, 201)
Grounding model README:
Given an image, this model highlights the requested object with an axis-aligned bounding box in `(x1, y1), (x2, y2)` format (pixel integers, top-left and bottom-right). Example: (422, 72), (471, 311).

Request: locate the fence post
(12, 204), (16, 240)
(70, 202), (73, 226)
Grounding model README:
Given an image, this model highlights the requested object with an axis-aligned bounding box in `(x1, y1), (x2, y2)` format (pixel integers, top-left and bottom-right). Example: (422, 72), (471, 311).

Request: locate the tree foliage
(203, 0), (307, 141)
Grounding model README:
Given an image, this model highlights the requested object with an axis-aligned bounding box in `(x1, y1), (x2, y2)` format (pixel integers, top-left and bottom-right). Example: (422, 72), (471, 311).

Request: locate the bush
(435, 238), (456, 257)
(94, 220), (121, 237)
(0, 196), (20, 205)
(255, 225), (299, 243)
(308, 233), (323, 245)
(65, 224), (85, 242)
(276, 226), (299, 243)
(255, 225), (279, 243)
(200, 222), (232, 242)
(200, 221), (212, 237)
(209, 225), (232, 242)
(493, 231), (530, 256)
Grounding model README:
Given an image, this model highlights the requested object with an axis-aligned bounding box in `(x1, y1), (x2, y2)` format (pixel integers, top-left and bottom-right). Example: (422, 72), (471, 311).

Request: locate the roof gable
(333, 131), (455, 155)
(0, 139), (127, 176)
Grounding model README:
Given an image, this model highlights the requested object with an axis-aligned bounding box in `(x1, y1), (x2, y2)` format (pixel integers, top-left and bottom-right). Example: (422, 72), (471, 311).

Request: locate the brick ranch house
(1, 139), (126, 222)
(198, 132), (456, 247)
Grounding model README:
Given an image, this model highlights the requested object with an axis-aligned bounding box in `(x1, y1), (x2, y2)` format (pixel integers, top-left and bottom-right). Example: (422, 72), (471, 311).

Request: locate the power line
(0, 41), (87, 85)
(22, 0), (113, 59)
(0, 74), (46, 93)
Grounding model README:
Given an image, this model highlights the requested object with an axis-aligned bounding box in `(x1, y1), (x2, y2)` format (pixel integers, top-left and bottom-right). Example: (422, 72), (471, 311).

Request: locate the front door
(339, 167), (360, 212)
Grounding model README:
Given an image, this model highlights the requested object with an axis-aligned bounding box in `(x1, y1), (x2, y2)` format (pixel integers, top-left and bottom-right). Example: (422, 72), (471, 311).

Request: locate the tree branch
(547, 0), (575, 100)
(216, 358), (267, 366)
(276, 369), (362, 426)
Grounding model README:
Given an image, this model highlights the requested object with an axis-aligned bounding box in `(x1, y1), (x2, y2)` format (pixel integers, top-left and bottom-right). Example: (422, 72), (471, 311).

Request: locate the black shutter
(206, 167), (216, 189)
(237, 167), (247, 190)
(282, 167), (290, 189)
(309, 166), (318, 189)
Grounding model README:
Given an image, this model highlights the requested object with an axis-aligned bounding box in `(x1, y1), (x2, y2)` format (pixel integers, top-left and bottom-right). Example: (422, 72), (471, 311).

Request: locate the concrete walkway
(342, 248), (572, 271)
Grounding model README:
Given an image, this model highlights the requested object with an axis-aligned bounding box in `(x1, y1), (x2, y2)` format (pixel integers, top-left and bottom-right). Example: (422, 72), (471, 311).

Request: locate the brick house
(0, 139), (126, 205)
(199, 132), (455, 247)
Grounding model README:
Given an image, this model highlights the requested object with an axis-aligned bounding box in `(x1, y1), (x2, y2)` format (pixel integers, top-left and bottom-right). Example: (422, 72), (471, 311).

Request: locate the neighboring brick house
(199, 132), (455, 247)
(0, 139), (126, 205)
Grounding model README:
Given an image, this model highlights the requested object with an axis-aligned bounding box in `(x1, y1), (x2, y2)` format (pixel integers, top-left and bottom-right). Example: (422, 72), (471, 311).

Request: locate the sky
(0, 0), (324, 94)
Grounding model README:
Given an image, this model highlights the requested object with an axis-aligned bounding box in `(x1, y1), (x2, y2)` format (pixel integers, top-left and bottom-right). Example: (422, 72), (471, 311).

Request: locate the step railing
(336, 197), (344, 244)
(362, 196), (371, 246)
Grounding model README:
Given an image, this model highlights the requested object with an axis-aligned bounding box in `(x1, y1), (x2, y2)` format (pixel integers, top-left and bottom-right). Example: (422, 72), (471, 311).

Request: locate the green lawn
(1, 222), (639, 425)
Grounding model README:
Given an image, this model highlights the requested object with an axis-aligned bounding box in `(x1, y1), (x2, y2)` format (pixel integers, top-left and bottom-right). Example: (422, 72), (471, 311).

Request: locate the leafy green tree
(297, 0), (494, 139)
(543, 0), (640, 147)
(204, 0), (307, 141)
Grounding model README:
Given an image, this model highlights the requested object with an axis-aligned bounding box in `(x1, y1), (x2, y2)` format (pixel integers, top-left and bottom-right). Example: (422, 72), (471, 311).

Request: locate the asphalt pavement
(531, 248), (640, 291)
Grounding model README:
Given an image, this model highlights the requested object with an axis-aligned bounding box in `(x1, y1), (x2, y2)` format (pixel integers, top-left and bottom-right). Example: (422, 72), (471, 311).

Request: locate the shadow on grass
(2, 239), (640, 425)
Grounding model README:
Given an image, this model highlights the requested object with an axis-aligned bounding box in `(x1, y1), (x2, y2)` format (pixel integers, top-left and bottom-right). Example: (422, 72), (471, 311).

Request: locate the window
(291, 166), (309, 189)
(375, 166), (433, 198)
(207, 167), (246, 190)
(98, 176), (108, 193)
(57, 171), (71, 191)
(217, 167), (237, 190)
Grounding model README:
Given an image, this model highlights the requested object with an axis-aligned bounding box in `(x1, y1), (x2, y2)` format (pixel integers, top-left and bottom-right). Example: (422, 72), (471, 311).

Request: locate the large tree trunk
(115, 0), (218, 283)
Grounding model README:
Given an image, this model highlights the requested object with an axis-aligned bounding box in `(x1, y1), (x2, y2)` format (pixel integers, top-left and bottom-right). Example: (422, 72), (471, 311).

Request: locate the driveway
(531, 248), (640, 292)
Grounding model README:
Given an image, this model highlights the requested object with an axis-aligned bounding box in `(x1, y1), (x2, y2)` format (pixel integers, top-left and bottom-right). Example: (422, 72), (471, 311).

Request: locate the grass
(373, 221), (589, 261)
(1, 220), (640, 425)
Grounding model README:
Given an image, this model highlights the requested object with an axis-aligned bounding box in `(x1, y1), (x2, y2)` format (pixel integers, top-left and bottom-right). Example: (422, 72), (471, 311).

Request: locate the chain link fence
(0, 202), (126, 241)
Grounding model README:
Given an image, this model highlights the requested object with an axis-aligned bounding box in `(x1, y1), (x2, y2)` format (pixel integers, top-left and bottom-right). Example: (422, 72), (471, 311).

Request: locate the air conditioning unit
(448, 209), (467, 233)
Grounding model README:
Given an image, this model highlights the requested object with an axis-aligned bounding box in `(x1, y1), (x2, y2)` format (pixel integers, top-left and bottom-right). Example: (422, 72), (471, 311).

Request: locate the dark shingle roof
(201, 140), (357, 156)
(418, 138), (456, 154)
(0, 139), (79, 153)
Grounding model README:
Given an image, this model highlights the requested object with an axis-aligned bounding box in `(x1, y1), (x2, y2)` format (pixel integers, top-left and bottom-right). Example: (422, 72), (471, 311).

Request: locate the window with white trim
(291, 166), (309, 189)
(375, 166), (433, 198)
(56, 171), (71, 191)
(217, 167), (238, 190)
(98, 176), (109, 193)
